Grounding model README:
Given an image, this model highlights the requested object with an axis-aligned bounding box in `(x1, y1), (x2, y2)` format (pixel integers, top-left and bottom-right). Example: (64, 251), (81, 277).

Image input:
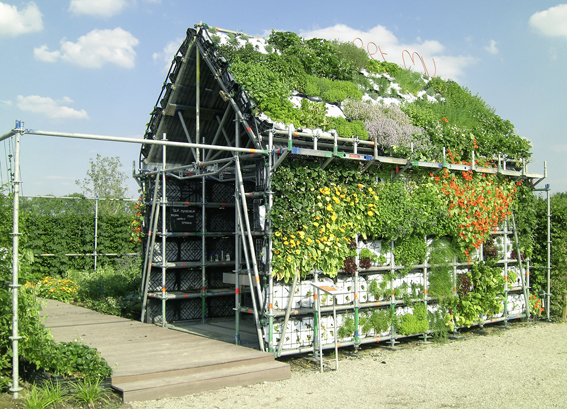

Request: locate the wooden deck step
(113, 360), (291, 402)
(40, 299), (291, 402)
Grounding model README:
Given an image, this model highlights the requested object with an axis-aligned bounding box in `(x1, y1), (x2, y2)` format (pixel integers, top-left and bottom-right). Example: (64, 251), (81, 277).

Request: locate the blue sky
(0, 0), (566, 197)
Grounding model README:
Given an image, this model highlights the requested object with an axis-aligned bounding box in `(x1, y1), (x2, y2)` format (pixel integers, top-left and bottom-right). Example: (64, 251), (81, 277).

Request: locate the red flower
(442, 117), (448, 123)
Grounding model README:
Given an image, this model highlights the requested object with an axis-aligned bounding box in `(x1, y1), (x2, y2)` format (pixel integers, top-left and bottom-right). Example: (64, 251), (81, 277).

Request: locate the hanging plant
(130, 196), (145, 243)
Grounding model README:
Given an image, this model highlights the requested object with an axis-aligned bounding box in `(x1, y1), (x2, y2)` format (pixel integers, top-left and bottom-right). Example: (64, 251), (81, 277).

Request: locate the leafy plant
(396, 303), (428, 335)
(73, 377), (110, 407)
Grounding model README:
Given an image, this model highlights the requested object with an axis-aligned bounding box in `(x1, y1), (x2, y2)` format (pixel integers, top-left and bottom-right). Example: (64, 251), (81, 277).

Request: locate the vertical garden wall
(137, 24), (549, 355)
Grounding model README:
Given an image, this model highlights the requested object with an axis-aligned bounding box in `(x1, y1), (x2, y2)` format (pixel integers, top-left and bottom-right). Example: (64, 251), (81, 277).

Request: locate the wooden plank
(40, 299), (290, 401)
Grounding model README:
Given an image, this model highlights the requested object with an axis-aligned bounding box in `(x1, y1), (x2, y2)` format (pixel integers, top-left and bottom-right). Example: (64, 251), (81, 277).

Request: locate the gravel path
(130, 322), (567, 409)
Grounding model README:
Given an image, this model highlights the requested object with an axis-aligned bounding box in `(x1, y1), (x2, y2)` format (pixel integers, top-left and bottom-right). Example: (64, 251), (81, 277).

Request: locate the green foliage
(530, 192), (567, 317)
(75, 154), (129, 215)
(23, 204), (138, 277)
(337, 315), (355, 338)
(302, 75), (362, 104)
(393, 69), (426, 96)
(393, 235), (428, 273)
(267, 30), (357, 80)
(367, 60), (401, 76)
(67, 264), (142, 319)
(24, 277), (79, 303)
(402, 78), (531, 160)
(445, 260), (506, 328)
(427, 239), (459, 299)
(332, 40), (370, 71)
(360, 308), (393, 335)
(427, 308), (450, 340)
(73, 377), (110, 407)
(328, 117), (369, 139)
(396, 303), (428, 335)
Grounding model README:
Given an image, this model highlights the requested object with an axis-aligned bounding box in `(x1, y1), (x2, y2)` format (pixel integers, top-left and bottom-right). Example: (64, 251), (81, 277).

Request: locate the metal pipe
(176, 110), (198, 162)
(277, 274), (298, 358)
(510, 212), (530, 319)
(205, 104), (232, 161)
(94, 195), (98, 273)
(546, 185), (551, 321)
(196, 45), (201, 163)
(9, 127), (22, 399)
(267, 131), (275, 354)
(234, 117), (241, 345)
(23, 130), (268, 154)
(0, 129), (16, 142)
(235, 179), (265, 351)
(140, 175), (162, 322)
(201, 173), (206, 324)
(235, 156), (264, 310)
(161, 135), (167, 327)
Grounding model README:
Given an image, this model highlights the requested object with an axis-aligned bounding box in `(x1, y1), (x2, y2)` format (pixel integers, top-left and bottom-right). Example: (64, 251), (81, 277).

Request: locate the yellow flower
(286, 256), (292, 262)
(284, 241), (289, 246)
(357, 184), (364, 189)
(274, 250), (280, 255)
(326, 205), (333, 211)
(275, 231), (281, 237)
(295, 250), (300, 255)
(313, 222), (319, 226)
(332, 196), (340, 204)
(331, 214), (337, 221)
(290, 235), (295, 239)
(368, 211), (374, 216)
(298, 231), (305, 239)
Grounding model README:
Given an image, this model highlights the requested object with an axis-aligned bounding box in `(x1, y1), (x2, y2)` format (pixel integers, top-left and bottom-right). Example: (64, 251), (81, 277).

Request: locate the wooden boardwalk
(40, 300), (290, 402)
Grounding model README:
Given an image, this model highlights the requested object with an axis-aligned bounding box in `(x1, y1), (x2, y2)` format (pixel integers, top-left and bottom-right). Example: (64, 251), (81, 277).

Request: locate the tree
(75, 154), (130, 215)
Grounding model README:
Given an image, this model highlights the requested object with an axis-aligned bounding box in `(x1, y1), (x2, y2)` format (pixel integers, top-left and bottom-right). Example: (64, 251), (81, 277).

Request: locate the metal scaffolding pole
(161, 135), (167, 327)
(9, 122), (23, 399)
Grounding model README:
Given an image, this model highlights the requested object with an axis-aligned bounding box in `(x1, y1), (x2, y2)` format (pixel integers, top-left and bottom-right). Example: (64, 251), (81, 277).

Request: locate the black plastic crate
(255, 161), (267, 191)
(207, 268), (232, 289)
(151, 240), (179, 263)
(208, 181), (235, 203)
(254, 237), (267, 271)
(253, 199), (265, 231)
(179, 238), (202, 261)
(147, 297), (177, 324)
(180, 179), (203, 202)
(146, 177), (182, 202)
(207, 237), (235, 261)
(179, 298), (206, 321)
(207, 208), (235, 232)
(179, 268), (205, 291)
(208, 295), (235, 318)
(148, 268), (178, 292)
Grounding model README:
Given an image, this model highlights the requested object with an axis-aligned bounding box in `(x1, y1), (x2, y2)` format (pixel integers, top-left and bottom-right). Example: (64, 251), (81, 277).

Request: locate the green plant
(393, 235), (427, 274)
(337, 315), (355, 339)
(396, 303), (428, 335)
(23, 277), (79, 303)
(22, 384), (51, 409)
(427, 239), (458, 299)
(73, 377), (110, 407)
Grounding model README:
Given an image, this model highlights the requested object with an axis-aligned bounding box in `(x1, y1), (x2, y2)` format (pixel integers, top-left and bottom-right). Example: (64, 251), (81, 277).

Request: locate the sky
(0, 0), (566, 198)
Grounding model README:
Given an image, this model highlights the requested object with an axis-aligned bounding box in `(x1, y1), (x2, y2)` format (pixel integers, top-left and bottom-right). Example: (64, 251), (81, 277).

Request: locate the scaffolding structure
(135, 24), (550, 357)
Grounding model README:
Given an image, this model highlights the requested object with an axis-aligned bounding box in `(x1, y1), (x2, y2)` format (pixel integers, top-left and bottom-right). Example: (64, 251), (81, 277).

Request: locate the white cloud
(0, 1), (43, 38)
(484, 39), (499, 55)
(298, 24), (476, 81)
(69, 0), (128, 17)
(153, 38), (183, 70)
(34, 45), (61, 62)
(33, 28), (139, 69)
(0, 100), (12, 106)
(529, 4), (567, 39)
(16, 95), (88, 119)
